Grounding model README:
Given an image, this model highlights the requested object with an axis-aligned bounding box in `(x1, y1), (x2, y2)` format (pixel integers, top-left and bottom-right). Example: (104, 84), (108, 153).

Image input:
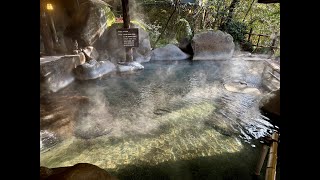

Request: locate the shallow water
(40, 59), (277, 179)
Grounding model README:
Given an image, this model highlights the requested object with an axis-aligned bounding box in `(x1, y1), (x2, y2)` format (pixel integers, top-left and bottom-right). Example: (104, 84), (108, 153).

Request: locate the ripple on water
(40, 59), (276, 175)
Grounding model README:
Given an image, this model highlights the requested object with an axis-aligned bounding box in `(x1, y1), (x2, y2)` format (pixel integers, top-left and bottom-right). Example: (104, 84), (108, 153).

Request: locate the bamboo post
(267, 70), (280, 81)
(121, 0), (133, 63)
(255, 144), (270, 176)
(265, 131), (279, 180)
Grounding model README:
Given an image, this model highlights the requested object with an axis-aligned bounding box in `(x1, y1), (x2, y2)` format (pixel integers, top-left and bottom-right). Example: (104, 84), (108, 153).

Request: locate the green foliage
(138, 0), (279, 53)
(175, 18), (193, 42)
(104, 6), (115, 27)
(220, 20), (247, 43)
(240, 41), (254, 52)
(145, 20), (163, 47)
(141, 4), (185, 47)
(234, 2), (280, 50)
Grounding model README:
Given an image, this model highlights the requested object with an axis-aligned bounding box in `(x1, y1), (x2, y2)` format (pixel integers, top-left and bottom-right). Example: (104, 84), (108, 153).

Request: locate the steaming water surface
(40, 59), (277, 179)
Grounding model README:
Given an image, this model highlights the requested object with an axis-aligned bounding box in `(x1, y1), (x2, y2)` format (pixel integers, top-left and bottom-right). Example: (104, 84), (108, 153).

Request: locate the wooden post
(248, 28), (253, 42)
(269, 32), (277, 55)
(256, 35), (261, 48)
(121, 0), (133, 63)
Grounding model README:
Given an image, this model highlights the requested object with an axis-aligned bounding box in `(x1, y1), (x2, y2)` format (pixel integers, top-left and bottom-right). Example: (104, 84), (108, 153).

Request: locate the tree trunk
(221, 0), (240, 29)
(242, 0), (255, 22)
(227, 0), (240, 23)
(200, 9), (206, 29)
(154, 2), (178, 45)
(212, 0), (224, 29)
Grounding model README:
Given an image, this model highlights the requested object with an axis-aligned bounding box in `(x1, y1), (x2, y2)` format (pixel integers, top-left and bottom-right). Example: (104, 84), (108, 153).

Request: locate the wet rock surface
(259, 89), (280, 117)
(192, 30), (235, 60)
(40, 163), (118, 180)
(117, 61), (144, 72)
(40, 55), (84, 96)
(151, 44), (191, 60)
(73, 59), (116, 80)
(65, 0), (113, 46)
(82, 46), (99, 60)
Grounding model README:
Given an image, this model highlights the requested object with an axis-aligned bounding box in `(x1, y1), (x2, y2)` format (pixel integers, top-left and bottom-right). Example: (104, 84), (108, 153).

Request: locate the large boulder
(73, 59), (116, 80)
(151, 44), (191, 60)
(64, 0), (115, 47)
(259, 89), (280, 117)
(95, 23), (152, 63)
(191, 30), (235, 60)
(40, 55), (85, 96)
(40, 163), (117, 180)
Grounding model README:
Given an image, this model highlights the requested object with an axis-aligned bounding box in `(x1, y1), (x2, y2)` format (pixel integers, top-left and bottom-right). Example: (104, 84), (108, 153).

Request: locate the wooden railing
(245, 28), (280, 52)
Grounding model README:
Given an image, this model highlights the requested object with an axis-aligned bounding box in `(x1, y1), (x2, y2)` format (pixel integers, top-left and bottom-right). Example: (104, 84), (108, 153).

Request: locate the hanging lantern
(46, 3), (54, 11)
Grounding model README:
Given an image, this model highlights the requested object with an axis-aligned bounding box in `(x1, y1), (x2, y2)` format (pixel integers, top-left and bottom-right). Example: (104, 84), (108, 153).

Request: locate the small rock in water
(224, 82), (261, 96)
(73, 60), (116, 80)
(154, 108), (171, 115)
(117, 61), (144, 72)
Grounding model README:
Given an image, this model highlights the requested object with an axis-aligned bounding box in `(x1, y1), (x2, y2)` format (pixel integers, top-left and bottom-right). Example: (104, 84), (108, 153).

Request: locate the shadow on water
(115, 142), (263, 180)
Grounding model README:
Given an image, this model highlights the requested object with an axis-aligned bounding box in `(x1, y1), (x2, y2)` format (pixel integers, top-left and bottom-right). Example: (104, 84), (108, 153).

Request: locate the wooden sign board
(117, 28), (139, 47)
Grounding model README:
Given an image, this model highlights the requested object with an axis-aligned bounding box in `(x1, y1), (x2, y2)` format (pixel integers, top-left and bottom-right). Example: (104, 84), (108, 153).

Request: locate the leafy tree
(136, 0), (279, 52)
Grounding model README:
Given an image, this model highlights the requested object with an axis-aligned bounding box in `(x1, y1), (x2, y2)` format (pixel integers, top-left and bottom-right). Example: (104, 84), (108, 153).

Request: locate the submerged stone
(224, 81), (261, 96)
